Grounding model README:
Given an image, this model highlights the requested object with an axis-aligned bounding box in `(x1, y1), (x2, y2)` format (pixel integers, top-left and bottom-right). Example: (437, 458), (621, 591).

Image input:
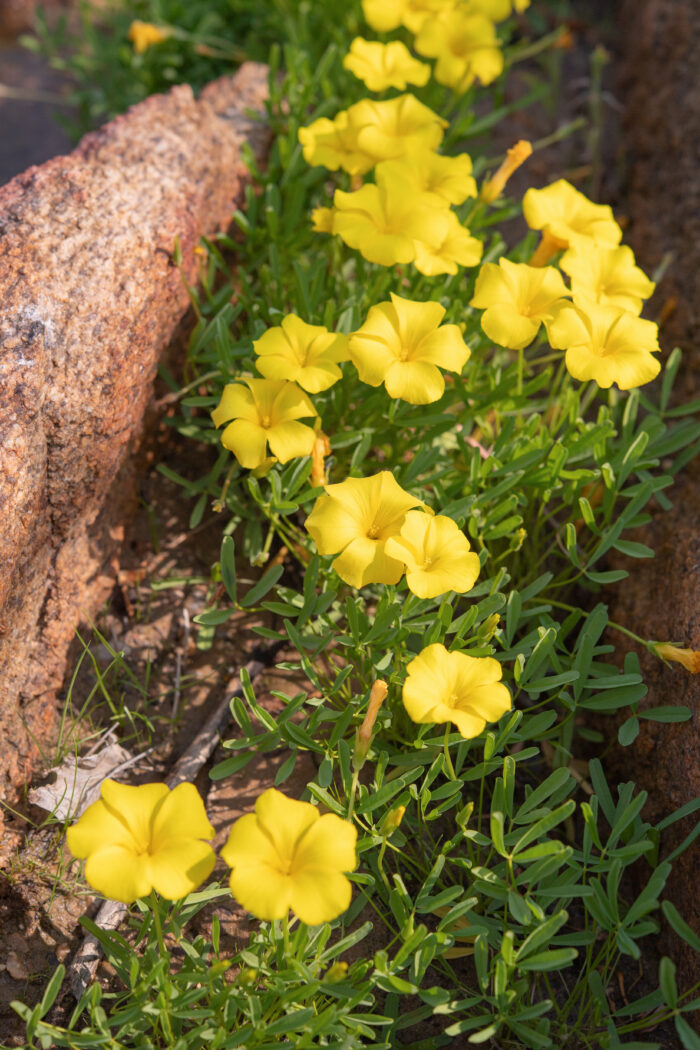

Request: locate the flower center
(367, 524), (380, 539)
(261, 414), (272, 428)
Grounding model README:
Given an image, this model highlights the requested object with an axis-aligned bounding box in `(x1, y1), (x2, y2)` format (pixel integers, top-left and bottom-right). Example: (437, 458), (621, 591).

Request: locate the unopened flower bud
(128, 20), (169, 54)
(654, 643), (700, 674)
(481, 140), (533, 204)
(311, 431), (332, 488)
(324, 961), (349, 982)
(380, 805), (406, 836)
(353, 680), (388, 769)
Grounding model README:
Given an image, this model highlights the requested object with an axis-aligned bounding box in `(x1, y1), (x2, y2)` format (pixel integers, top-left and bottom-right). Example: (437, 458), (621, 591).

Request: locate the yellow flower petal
(349, 294), (468, 399)
(84, 845), (152, 904)
(288, 869), (353, 926)
(66, 798), (134, 858)
(548, 301), (661, 390)
(229, 863), (294, 921)
(151, 782), (215, 846)
(294, 813), (358, 873)
(220, 813), (281, 870)
(211, 383), (258, 428)
(266, 420), (317, 462)
(362, 0), (404, 31)
(384, 360), (446, 403)
(100, 780), (169, 850)
(220, 419), (269, 469)
(560, 242), (655, 314)
(332, 535), (405, 587)
(146, 839), (216, 901)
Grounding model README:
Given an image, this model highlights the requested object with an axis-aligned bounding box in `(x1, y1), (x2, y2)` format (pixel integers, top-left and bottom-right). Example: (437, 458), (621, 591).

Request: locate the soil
(0, 2), (696, 1049)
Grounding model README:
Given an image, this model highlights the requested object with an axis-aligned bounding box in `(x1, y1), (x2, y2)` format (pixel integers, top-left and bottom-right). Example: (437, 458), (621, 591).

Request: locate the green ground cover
(12, 1), (700, 1047)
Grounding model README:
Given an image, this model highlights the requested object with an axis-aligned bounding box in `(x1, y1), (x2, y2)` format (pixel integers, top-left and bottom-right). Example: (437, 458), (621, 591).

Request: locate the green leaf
(517, 948), (577, 972)
(513, 800), (575, 854)
(661, 901), (700, 955)
(640, 705), (692, 722)
(516, 910), (568, 961)
(659, 956), (678, 1009)
(240, 563), (285, 607)
(676, 1015), (700, 1050)
(220, 535), (237, 605)
(193, 607), (235, 626)
(618, 715), (640, 746)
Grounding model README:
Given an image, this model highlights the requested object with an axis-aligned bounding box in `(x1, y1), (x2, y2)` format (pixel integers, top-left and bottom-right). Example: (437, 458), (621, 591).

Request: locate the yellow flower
(413, 210), (483, 276)
(66, 780), (215, 904)
(403, 643), (511, 738)
(559, 242), (655, 315)
(469, 258), (569, 349)
(211, 378), (317, 469)
(128, 20), (169, 54)
(311, 206), (335, 233)
(523, 179), (623, 252)
(305, 471), (428, 588)
(221, 789), (357, 925)
(376, 151), (477, 206)
(253, 315), (349, 394)
(384, 511), (480, 598)
(547, 300), (661, 389)
(480, 140), (533, 204)
(348, 95), (448, 167)
(298, 112), (374, 176)
(333, 178), (448, 267)
(349, 292), (470, 403)
(343, 38), (431, 92)
(362, 0), (405, 31)
(415, 10), (504, 92)
(464, 0), (530, 19)
(401, 0), (458, 33)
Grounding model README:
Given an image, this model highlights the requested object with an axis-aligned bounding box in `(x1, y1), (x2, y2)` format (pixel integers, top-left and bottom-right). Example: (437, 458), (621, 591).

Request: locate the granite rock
(0, 62), (269, 809)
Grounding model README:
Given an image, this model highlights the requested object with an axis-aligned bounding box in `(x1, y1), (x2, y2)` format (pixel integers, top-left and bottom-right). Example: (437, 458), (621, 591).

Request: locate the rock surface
(0, 61), (269, 811)
(614, 0), (700, 1008)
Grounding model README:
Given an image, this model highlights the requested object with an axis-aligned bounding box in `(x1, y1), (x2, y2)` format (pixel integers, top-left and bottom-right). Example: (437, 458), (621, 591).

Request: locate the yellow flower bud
(481, 140), (533, 204)
(128, 20), (169, 54)
(354, 680), (389, 769)
(324, 961), (349, 981)
(380, 805), (406, 836)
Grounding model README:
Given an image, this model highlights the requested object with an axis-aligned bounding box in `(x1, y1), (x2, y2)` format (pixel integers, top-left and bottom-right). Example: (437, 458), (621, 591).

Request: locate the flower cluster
(469, 178), (660, 389)
(305, 470), (480, 599)
(211, 294), (472, 469)
(68, 781), (358, 924)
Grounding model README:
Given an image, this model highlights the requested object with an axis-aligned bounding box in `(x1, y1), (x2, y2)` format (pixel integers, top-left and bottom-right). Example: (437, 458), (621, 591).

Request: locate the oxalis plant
(14, 1), (700, 1048)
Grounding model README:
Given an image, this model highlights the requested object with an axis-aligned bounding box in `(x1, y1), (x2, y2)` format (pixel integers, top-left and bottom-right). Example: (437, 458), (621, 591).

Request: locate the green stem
(347, 768), (360, 822)
(150, 890), (167, 957)
(149, 892), (175, 1045)
(281, 912), (291, 957)
(505, 25), (570, 67)
(443, 725), (457, 781)
(530, 596), (653, 650)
